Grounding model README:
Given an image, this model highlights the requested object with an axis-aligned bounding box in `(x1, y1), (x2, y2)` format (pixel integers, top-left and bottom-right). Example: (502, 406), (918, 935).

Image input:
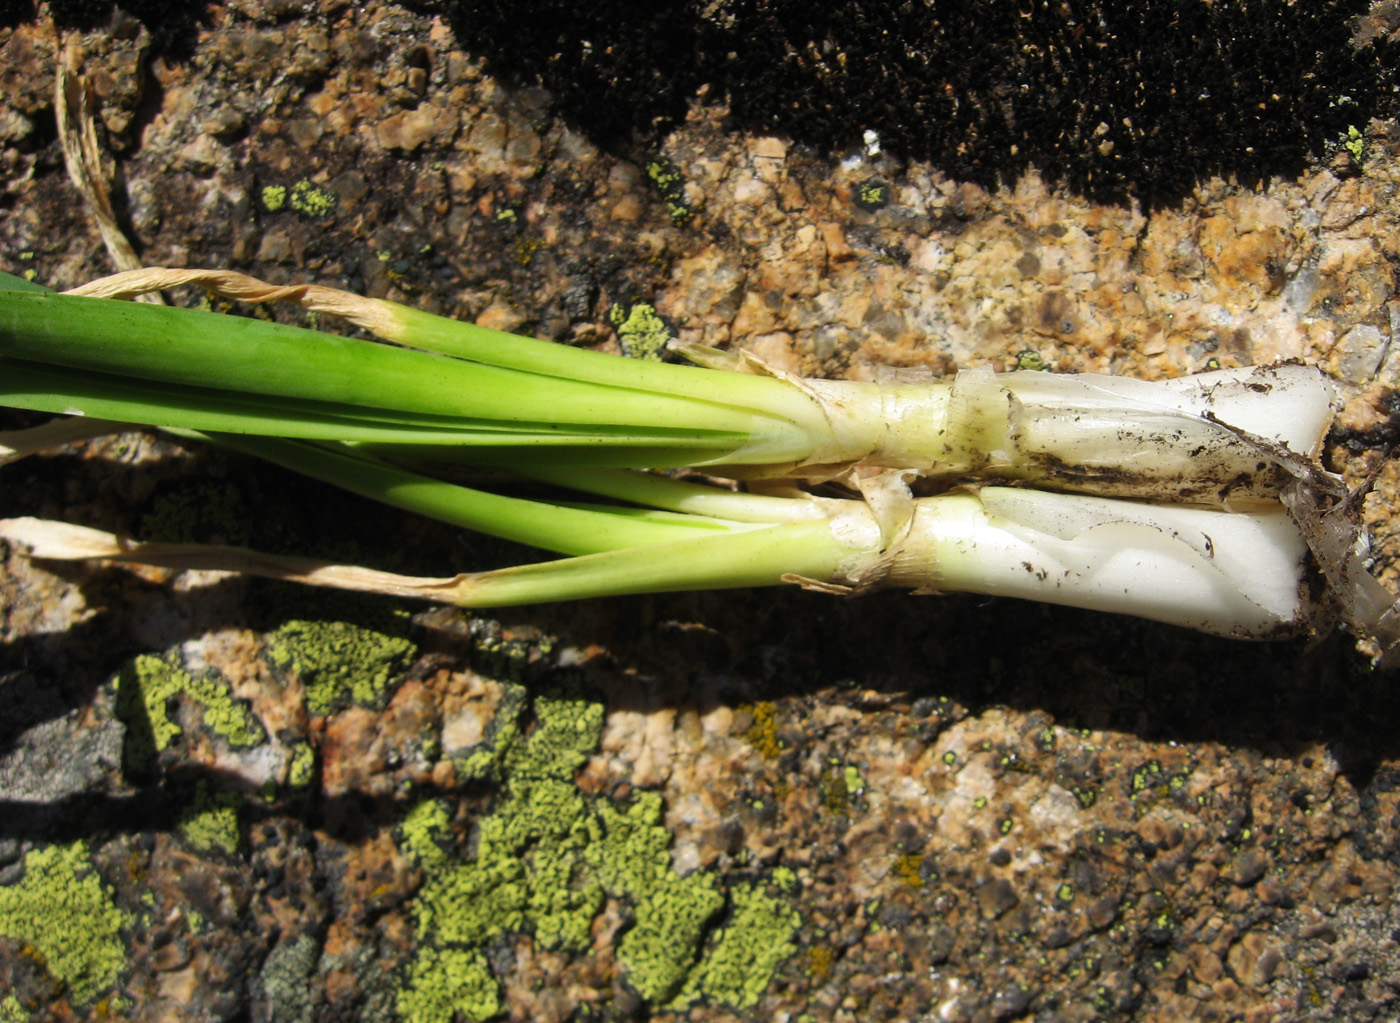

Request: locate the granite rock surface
(3, 3), (1400, 1021)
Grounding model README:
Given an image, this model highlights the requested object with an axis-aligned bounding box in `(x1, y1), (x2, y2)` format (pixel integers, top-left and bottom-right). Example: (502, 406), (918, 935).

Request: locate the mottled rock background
(4, 2), (1400, 1021)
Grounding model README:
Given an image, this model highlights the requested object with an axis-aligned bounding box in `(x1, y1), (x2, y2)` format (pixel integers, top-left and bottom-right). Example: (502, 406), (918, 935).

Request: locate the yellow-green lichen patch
(470, 629), (540, 684)
(114, 654), (266, 775)
(818, 760), (864, 815)
(287, 741), (316, 790)
(400, 799), (454, 870)
(397, 688), (801, 1018)
(260, 184), (287, 211)
(409, 691), (603, 955)
(607, 302), (674, 361)
(453, 682), (528, 784)
(397, 946), (500, 1023)
(0, 843), (128, 1006)
(843, 764), (865, 799)
(674, 880), (802, 1009)
(503, 687), (603, 783)
(644, 158), (685, 194)
(589, 791), (725, 1001)
(178, 781), (242, 856)
(288, 179), (337, 217)
(523, 814), (602, 953)
(854, 178), (892, 212)
(267, 618), (415, 716)
(1344, 124), (1366, 162)
(1130, 759), (1164, 797)
(1015, 348), (1049, 371)
(9, 252), (38, 285)
(413, 853), (527, 949)
(644, 157), (694, 223)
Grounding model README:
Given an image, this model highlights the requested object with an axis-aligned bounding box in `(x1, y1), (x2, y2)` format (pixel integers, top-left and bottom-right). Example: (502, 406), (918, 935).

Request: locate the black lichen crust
(425, 0), (1398, 205)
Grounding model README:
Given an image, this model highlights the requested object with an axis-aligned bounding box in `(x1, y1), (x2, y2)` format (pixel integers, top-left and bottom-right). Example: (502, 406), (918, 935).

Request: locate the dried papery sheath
(1283, 477), (1400, 665)
(0, 416), (131, 466)
(0, 516), (476, 603)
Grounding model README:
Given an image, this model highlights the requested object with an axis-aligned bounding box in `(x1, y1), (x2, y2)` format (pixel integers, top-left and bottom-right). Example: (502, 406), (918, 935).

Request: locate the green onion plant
(0, 267), (1393, 654)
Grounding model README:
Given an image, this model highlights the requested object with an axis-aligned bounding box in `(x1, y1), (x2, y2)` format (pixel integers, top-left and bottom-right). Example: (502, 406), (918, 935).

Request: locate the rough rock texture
(4, 2), (1400, 1022)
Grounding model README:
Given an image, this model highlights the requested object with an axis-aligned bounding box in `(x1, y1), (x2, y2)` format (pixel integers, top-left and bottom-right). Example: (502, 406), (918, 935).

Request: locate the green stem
(390, 304), (829, 426)
(515, 465), (826, 523)
(0, 292), (814, 461)
(443, 519), (857, 606)
(198, 433), (758, 556)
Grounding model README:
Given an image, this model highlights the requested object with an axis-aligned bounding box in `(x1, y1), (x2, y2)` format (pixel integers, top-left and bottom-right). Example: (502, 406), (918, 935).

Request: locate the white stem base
(879, 489), (1314, 639)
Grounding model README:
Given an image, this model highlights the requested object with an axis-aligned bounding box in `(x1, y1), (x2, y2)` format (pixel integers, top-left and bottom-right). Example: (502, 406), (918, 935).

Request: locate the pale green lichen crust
(259, 933), (320, 1023)
(395, 687), (801, 1022)
(114, 653), (266, 774)
(0, 843), (128, 1005)
(267, 618), (415, 716)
